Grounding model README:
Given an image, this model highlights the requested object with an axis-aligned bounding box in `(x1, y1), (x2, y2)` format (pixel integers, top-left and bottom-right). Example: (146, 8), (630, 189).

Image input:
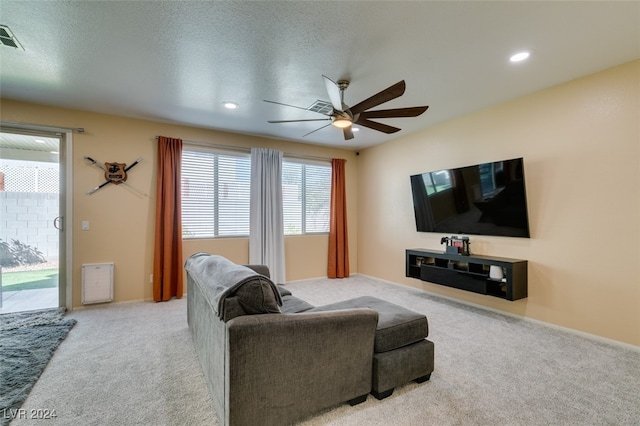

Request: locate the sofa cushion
(307, 296), (428, 353)
(277, 285), (293, 297)
(245, 264), (270, 278)
(280, 295), (315, 313)
(184, 253), (282, 320)
(232, 277), (281, 316)
(221, 297), (248, 322)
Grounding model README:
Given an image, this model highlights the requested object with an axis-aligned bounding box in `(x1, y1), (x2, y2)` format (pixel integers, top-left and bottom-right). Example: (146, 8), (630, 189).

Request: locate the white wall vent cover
(0, 25), (24, 50)
(82, 262), (114, 304)
(307, 100), (333, 115)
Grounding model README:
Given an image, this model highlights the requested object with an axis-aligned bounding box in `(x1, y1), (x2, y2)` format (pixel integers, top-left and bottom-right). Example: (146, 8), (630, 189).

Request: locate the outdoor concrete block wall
(0, 192), (59, 261)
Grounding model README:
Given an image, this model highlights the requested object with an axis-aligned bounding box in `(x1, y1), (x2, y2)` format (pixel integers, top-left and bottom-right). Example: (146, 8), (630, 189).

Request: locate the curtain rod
(155, 136), (338, 163)
(1, 121), (85, 134)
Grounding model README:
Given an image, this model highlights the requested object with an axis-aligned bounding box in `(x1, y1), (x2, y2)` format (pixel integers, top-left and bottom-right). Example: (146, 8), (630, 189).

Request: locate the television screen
(410, 157), (530, 238)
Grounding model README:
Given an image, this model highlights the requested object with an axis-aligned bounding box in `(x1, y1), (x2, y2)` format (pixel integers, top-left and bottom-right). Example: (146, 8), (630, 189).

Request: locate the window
(181, 148), (331, 238)
(181, 148), (250, 238)
(282, 160), (331, 235)
(479, 162), (504, 196)
(423, 170), (452, 196)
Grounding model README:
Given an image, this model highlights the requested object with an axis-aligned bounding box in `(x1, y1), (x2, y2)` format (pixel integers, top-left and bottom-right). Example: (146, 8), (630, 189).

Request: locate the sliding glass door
(0, 128), (66, 313)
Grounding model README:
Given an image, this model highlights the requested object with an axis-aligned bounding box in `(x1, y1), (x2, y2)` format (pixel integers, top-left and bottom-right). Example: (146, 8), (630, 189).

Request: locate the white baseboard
(283, 273), (360, 285)
(72, 297), (153, 310)
(359, 274), (640, 353)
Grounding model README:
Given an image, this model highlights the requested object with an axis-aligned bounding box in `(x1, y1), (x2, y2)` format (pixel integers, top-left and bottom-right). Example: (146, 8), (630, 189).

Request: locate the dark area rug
(0, 308), (76, 426)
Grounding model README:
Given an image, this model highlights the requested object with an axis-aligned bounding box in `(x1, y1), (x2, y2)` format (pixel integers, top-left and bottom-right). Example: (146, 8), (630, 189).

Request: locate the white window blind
(282, 160), (331, 235)
(182, 146), (331, 238)
(181, 148), (251, 238)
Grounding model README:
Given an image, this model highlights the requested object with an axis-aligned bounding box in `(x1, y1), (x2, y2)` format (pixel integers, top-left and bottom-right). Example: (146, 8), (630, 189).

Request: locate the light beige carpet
(11, 275), (640, 425)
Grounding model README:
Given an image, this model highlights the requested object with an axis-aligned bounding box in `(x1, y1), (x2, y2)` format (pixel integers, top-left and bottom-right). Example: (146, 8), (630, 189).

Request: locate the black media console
(406, 249), (527, 301)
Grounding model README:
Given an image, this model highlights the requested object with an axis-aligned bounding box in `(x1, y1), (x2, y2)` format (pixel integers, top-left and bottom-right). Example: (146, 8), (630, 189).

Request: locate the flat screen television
(410, 157), (530, 238)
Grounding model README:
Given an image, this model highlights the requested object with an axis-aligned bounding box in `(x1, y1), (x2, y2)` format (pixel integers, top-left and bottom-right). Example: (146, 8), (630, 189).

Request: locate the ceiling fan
(265, 75), (429, 140)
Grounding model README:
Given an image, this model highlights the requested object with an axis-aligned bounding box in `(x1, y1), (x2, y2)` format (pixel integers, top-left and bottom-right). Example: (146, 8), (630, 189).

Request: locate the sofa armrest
(225, 309), (378, 426)
(244, 264), (270, 278)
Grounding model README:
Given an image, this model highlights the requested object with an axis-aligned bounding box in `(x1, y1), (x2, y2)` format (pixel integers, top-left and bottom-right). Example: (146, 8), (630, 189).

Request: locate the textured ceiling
(1, 1), (638, 150)
(0, 132), (59, 153)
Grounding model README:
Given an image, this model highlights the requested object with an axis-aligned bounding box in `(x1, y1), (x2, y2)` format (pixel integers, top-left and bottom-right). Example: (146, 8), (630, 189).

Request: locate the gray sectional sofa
(185, 253), (434, 426)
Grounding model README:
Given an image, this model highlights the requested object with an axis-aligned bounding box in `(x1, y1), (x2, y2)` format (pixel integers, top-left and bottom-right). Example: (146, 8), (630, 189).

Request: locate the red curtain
(153, 136), (183, 301)
(328, 158), (349, 278)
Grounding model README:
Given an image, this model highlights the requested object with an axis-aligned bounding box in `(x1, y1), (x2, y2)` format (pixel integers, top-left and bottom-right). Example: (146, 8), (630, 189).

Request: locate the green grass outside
(1, 269), (58, 291)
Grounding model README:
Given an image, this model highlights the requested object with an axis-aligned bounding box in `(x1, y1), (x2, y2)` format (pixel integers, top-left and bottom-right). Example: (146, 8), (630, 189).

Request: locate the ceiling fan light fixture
(332, 117), (352, 128)
(510, 51), (531, 62)
(265, 75), (428, 141)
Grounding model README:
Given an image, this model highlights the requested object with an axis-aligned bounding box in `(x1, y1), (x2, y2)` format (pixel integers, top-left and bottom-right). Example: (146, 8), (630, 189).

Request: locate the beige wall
(3, 60), (638, 347)
(1, 101), (358, 306)
(357, 60), (640, 346)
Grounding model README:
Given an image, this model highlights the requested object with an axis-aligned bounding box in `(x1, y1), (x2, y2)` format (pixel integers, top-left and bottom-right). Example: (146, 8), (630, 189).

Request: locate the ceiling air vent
(307, 100), (334, 115)
(0, 25), (24, 50)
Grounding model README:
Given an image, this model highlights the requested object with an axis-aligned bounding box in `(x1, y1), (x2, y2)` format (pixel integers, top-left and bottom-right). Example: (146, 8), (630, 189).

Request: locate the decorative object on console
(440, 235), (470, 256)
(489, 265), (505, 280)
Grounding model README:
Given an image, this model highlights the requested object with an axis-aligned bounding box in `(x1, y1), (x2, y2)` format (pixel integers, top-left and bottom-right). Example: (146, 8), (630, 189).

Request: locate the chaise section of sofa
(185, 253), (378, 426)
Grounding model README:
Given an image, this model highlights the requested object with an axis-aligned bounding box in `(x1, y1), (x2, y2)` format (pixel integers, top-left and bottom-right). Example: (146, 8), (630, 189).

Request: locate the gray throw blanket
(185, 253), (282, 319)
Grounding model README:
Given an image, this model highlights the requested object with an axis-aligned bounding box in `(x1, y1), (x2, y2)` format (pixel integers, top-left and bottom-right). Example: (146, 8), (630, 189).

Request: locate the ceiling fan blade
(323, 75), (343, 111)
(268, 119), (331, 123)
(354, 117), (401, 134)
(264, 99), (312, 112)
(360, 106), (429, 119)
(343, 127), (354, 140)
(349, 80), (406, 115)
(303, 123), (332, 138)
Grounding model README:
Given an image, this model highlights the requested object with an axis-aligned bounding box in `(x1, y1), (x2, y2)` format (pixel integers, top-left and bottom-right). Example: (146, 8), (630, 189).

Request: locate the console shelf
(406, 249), (527, 301)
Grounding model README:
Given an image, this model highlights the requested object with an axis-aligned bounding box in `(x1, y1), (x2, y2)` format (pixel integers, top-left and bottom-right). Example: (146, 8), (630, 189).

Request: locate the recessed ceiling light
(222, 101), (239, 110)
(510, 51), (531, 63)
(352, 127), (360, 132)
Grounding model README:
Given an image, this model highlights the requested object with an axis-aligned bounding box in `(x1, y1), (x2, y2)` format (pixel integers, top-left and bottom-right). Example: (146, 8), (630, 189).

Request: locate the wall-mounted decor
(84, 156), (146, 196)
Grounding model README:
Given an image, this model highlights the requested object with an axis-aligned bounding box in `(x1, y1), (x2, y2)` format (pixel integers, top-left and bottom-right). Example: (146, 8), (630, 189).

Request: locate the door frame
(0, 122), (74, 311)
